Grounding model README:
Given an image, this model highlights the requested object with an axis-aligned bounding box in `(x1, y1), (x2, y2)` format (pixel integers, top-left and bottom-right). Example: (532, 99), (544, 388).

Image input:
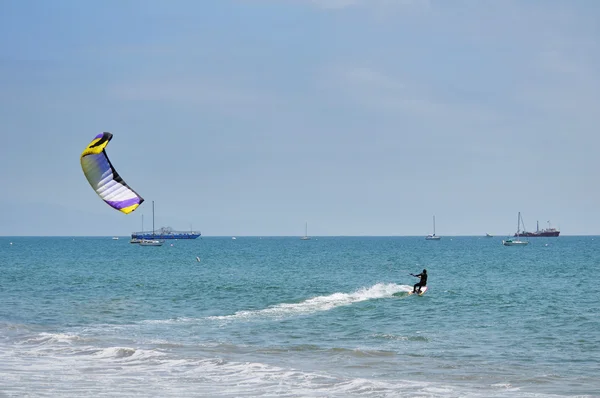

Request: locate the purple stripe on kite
(95, 133), (104, 139)
(106, 198), (141, 209)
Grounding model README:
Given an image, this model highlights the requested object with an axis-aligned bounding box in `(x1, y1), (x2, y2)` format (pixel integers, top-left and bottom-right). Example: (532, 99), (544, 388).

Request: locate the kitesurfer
(411, 269), (427, 294)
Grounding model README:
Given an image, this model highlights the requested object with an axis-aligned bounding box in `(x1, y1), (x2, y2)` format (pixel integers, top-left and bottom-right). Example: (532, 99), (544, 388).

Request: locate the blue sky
(1, 0), (599, 236)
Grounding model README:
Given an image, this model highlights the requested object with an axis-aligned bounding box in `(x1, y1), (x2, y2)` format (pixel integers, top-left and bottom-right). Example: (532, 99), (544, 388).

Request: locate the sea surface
(1, 236), (599, 397)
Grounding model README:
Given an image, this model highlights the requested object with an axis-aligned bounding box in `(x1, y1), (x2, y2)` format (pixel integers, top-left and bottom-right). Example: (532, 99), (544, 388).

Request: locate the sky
(1, 0), (599, 236)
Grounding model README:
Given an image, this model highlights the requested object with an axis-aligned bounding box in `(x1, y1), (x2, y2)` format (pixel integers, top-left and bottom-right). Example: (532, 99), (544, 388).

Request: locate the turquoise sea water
(1, 236), (599, 397)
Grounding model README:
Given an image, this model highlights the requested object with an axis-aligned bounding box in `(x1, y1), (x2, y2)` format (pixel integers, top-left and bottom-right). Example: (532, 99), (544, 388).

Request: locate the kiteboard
(407, 286), (428, 296)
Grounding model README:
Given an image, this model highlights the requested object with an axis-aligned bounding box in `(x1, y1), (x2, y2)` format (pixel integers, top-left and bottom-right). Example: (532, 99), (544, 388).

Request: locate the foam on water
(0, 332), (569, 398)
(22, 332), (87, 345)
(209, 283), (410, 321)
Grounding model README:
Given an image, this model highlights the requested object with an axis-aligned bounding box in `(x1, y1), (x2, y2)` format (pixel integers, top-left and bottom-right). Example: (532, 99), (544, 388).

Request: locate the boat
(503, 212), (529, 246)
(425, 216), (441, 240)
(139, 239), (163, 246)
(134, 201), (165, 246)
(300, 222), (311, 240)
(485, 233), (493, 237)
(516, 220), (560, 237)
(132, 227), (201, 240)
(131, 202), (200, 240)
(112, 237), (119, 240)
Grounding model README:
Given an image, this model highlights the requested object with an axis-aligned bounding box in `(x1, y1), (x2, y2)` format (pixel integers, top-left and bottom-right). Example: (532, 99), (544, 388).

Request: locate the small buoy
(10, 242), (13, 245)
(170, 244), (174, 247)
(196, 256), (201, 262)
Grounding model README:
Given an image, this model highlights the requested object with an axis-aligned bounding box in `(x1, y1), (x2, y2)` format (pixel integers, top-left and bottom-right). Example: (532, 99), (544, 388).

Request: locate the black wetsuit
(413, 272), (427, 292)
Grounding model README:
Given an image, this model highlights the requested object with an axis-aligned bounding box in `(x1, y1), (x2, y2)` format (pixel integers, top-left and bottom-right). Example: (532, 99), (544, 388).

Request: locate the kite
(80, 132), (144, 214)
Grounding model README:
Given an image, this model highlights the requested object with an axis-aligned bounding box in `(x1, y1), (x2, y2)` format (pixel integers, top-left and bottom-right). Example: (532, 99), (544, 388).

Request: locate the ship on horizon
(515, 220), (560, 237)
(132, 226), (201, 240)
(130, 201), (201, 240)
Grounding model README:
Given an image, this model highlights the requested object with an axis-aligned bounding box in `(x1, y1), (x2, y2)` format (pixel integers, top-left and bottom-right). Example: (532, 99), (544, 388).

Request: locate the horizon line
(0, 234), (593, 238)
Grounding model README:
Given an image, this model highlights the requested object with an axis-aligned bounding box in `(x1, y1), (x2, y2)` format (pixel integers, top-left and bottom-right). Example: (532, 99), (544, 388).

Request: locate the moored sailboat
(425, 216), (441, 240)
(300, 222), (310, 240)
(503, 212), (528, 246)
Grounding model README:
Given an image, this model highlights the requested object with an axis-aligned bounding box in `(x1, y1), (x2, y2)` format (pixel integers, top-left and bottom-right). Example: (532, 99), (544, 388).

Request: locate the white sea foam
(0, 326), (568, 398)
(93, 346), (167, 361)
(18, 332), (87, 347)
(0, 339), (554, 397)
(209, 283), (411, 321)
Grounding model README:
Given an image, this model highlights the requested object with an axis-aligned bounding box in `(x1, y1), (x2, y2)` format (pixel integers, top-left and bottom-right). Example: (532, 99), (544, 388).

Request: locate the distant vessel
(131, 201), (200, 240)
(132, 227), (201, 240)
(301, 222), (311, 240)
(516, 220), (560, 237)
(134, 202), (165, 246)
(485, 233), (493, 237)
(503, 212), (528, 246)
(425, 216), (441, 240)
(139, 239), (163, 246)
(112, 237), (119, 240)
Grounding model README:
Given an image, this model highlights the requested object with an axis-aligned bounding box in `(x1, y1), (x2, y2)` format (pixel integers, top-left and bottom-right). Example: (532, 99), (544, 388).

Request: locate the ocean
(1, 236), (598, 397)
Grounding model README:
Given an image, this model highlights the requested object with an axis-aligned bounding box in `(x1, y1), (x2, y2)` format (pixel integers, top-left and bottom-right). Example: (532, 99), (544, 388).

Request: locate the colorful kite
(80, 132), (144, 214)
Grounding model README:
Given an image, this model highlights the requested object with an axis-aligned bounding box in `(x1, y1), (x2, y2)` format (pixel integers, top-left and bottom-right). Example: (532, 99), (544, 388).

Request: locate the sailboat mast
(152, 201), (155, 237)
(433, 216), (436, 235)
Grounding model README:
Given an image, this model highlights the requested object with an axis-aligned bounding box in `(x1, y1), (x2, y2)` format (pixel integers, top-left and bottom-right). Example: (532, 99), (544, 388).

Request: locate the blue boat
(130, 201), (201, 240)
(132, 228), (201, 240)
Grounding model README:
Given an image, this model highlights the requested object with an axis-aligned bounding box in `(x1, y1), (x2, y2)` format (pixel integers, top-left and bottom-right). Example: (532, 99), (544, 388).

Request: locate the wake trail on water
(209, 283), (412, 321)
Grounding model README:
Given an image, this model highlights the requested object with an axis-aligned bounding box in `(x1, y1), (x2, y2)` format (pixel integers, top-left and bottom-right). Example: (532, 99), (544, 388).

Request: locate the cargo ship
(130, 201), (201, 241)
(132, 226), (201, 240)
(515, 220), (560, 237)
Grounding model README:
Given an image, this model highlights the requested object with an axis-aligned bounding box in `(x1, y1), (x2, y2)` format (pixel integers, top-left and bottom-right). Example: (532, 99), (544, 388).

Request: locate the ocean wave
(208, 283), (411, 321)
(92, 346), (166, 361)
(19, 332), (87, 346)
(0, 335), (573, 397)
(373, 333), (429, 342)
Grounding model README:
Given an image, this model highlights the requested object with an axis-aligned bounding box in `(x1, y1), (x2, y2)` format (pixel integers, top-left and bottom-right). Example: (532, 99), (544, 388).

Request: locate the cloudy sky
(1, 0), (599, 236)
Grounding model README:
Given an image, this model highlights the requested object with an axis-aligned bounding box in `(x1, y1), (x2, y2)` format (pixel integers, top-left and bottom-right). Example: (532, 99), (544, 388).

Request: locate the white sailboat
(139, 238), (163, 246)
(503, 212), (528, 246)
(300, 222), (311, 240)
(425, 216), (441, 240)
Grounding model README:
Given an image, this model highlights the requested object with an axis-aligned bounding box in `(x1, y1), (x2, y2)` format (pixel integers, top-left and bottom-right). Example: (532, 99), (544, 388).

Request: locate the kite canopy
(80, 132), (144, 214)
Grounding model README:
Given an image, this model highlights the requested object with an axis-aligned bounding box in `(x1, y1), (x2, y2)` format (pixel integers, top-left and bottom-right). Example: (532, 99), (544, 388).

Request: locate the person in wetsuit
(411, 269), (427, 294)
